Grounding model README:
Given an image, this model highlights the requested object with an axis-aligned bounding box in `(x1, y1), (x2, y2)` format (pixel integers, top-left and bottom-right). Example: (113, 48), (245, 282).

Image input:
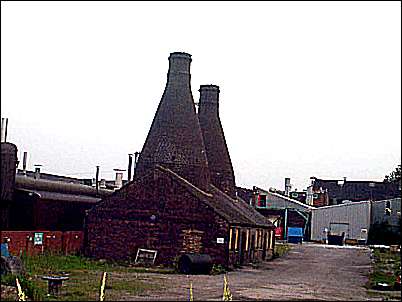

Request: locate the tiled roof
(157, 165), (274, 228)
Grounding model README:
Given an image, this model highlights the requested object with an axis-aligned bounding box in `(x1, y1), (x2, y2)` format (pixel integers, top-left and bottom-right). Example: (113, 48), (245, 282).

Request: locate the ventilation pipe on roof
(127, 154), (133, 182)
(114, 169), (125, 189)
(285, 178), (291, 196)
(34, 165), (42, 180)
(100, 179), (106, 189)
(22, 152), (28, 176)
(1, 117), (9, 143)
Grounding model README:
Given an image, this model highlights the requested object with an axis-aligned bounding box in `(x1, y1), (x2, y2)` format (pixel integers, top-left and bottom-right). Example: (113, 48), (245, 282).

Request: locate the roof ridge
(155, 165), (213, 198)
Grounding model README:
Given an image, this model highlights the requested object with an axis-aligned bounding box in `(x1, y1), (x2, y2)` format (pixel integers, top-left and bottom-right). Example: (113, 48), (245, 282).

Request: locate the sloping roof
(254, 186), (315, 211)
(158, 165), (274, 228)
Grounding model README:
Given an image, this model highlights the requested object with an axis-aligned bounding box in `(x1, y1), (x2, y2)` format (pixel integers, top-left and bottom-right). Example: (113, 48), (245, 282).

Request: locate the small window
(258, 195), (267, 207)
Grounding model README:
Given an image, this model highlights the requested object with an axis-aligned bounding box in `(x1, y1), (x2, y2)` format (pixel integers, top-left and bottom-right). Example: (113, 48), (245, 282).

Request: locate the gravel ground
(119, 243), (386, 301)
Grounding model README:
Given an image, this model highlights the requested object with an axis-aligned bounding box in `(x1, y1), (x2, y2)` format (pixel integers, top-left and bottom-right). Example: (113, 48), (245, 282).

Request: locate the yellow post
(189, 281), (194, 301)
(222, 274), (233, 301)
(16, 277), (27, 301)
(99, 272), (107, 301)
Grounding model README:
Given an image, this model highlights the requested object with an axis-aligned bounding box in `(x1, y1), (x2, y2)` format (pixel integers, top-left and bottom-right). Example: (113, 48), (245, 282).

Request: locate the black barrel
(178, 254), (213, 274)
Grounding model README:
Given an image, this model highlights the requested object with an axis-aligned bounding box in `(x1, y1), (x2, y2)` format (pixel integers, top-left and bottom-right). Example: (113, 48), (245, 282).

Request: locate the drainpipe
(284, 208), (288, 240)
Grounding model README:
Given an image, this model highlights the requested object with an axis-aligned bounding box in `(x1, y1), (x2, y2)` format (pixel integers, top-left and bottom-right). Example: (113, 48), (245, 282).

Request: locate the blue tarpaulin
(1, 243), (10, 257)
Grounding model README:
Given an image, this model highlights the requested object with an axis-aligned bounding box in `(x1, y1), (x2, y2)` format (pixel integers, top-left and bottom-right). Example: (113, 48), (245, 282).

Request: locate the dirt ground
(118, 243), (388, 301)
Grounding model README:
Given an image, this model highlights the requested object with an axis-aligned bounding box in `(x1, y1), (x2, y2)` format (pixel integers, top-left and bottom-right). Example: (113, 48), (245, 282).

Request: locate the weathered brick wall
(86, 169), (229, 266)
(1, 230), (83, 256)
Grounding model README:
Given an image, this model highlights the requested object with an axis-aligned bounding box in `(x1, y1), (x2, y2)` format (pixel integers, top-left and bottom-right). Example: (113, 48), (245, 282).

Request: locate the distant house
(311, 177), (401, 204)
(247, 186), (314, 241)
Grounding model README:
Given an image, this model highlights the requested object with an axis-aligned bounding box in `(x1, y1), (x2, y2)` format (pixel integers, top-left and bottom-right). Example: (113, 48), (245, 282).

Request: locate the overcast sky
(1, 1), (401, 191)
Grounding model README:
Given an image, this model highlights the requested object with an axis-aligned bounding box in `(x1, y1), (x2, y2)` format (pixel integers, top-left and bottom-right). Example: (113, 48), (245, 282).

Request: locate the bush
(1, 273), (46, 301)
(210, 264), (227, 275)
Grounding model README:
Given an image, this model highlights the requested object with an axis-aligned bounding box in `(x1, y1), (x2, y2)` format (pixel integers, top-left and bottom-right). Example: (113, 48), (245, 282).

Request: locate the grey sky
(1, 1), (401, 191)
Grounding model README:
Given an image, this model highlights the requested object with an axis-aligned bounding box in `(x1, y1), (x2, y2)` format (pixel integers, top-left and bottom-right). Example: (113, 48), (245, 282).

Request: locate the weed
(273, 243), (291, 258)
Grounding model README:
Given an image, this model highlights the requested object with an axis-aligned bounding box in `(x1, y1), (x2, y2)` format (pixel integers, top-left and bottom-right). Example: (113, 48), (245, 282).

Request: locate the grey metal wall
(310, 201), (371, 241)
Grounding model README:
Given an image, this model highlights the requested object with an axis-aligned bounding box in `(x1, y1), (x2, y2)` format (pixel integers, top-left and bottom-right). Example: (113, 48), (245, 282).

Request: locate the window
(385, 201), (391, 216)
(257, 195), (267, 208)
(245, 229), (249, 251)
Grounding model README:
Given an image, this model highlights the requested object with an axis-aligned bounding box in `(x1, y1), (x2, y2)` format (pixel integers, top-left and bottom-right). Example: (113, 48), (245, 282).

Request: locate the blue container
(287, 227), (303, 244)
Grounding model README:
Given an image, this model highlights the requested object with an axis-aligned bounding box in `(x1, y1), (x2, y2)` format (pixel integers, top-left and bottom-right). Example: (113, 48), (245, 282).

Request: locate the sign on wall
(34, 232), (43, 245)
(217, 238), (225, 244)
(135, 248), (158, 265)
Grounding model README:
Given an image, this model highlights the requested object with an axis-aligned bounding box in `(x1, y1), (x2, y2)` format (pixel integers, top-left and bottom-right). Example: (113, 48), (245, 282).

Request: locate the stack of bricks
(181, 229), (204, 253)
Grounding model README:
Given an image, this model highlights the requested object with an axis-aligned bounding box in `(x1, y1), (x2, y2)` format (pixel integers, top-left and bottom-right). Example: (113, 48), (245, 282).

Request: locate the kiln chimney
(198, 85), (236, 198)
(134, 52), (210, 190)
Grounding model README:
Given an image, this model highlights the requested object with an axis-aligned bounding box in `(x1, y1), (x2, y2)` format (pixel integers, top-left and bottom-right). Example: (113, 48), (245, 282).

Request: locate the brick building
(85, 52), (275, 268)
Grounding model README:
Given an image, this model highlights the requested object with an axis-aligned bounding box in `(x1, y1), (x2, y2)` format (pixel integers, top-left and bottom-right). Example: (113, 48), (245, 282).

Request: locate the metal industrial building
(310, 198), (401, 243)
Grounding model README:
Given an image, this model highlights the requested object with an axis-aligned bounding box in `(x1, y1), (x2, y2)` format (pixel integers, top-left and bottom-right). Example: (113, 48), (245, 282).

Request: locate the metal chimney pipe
(127, 154), (133, 182)
(4, 118), (8, 142)
(95, 165), (100, 195)
(1, 118), (5, 142)
(285, 178), (291, 196)
(133, 151), (140, 178)
(22, 152), (28, 176)
(100, 179), (106, 189)
(114, 171), (123, 189)
(34, 165), (42, 180)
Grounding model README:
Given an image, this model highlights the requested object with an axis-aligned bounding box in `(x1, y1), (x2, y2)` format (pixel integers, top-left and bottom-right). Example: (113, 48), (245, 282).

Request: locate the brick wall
(86, 169), (229, 267)
(1, 230), (83, 256)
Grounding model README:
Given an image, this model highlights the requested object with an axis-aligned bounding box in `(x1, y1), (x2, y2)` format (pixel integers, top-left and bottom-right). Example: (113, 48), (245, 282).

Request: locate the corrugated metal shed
(310, 201), (371, 241)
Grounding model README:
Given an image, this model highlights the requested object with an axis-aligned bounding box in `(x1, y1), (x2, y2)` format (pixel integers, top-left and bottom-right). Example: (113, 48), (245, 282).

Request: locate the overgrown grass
(368, 248), (401, 289)
(2, 253), (163, 301)
(273, 243), (291, 258)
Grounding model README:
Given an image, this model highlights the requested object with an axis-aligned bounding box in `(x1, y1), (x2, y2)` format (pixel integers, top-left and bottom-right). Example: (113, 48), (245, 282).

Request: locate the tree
(384, 164), (401, 184)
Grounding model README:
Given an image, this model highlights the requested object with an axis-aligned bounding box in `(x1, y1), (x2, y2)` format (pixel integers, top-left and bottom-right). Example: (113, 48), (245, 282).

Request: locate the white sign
(217, 238), (225, 244)
(135, 248), (158, 265)
(34, 233), (43, 245)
